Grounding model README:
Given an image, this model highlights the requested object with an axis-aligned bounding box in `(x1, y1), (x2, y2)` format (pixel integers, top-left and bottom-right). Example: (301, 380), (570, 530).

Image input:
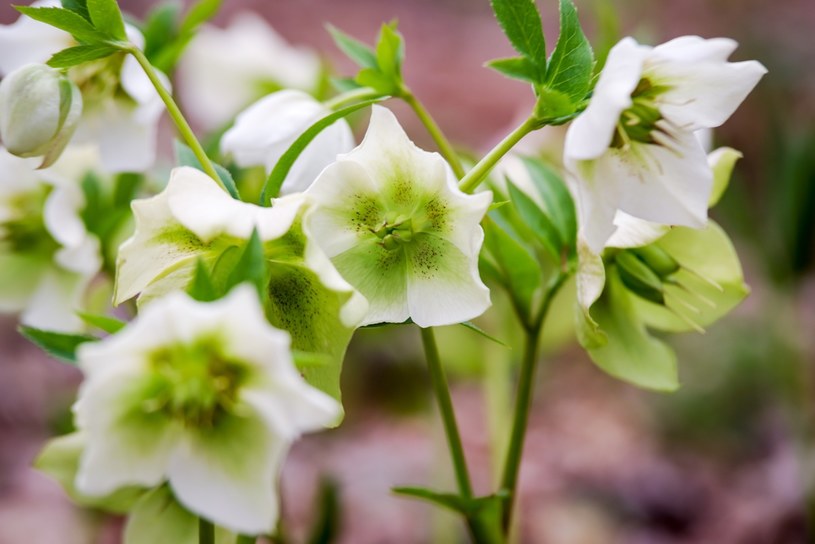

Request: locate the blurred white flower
(0, 6), (165, 173)
(177, 13), (322, 131)
(0, 63), (82, 167)
(564, 36), (766, 253)
(306, 106), (492, 327)
(74, 286), (341, 535)
(0, 146), (101, 331)
(221, 90), (355, 194)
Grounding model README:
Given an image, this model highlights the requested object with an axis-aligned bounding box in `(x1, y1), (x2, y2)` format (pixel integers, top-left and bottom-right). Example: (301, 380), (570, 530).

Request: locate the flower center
(611, 78), (670, 148)
(0, 188), (59, 256)
(69, 54), (129, 110)
(370, 212), (415, 251)
(145, 337), (249, 428)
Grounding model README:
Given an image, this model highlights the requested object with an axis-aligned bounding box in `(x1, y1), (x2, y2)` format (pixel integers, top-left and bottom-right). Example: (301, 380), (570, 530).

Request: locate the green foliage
(174, 140), (240, 199)
(543, 0), (594, 106)
(327, 25), (378, 69)
(18, 326), (97, 363)
(224, 229), (269, 298)
(485, 56), (540, 83)
(86, 0), (127, 41)
(307, 479), (341, 544)
(16, 6), (107, 44)
(259, 98), (384, 204)
(76, 311), (126, 334)
(507, 181), (562, 262)
(141, 0), (223, 72)
(328, 22), (405, 96)
(489, 0), (547, 79)
(47, 44), (119, 68)
(60, 0), (90, 21)
(521, 158), (577, 254)
(187, 258), (220, 302)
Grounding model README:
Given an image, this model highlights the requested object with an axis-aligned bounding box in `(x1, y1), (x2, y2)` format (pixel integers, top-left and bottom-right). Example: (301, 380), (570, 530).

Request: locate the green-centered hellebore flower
(115, 166), (367, 399)
(306, 106), (492, 327)
(0, 146), (101, 331)
(0, 63), (82, 168)
(575, 148), (747, 390)
(564, 36), (766, 253)
(73, 286), (341, 535)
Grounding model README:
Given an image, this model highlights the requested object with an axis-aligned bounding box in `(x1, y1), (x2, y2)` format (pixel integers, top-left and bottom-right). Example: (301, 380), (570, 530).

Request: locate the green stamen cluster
(611, 78), (670, 148)
(370, 211), (415, 250)
(145, 337), (250, 428)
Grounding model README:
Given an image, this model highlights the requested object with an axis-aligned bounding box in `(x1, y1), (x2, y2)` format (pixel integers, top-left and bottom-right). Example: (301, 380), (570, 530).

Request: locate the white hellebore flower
(73, 286), (341, 535)
(564, 35), (766, 253)
(0, 146), (101, 331)
(0, 4), (165, 173)
(177, 13), (322, 131)
(306, 106), (492, 328)
(221, 90), (355, 194)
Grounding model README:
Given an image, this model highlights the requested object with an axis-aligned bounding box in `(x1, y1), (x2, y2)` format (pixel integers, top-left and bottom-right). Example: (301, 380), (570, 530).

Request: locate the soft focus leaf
(327, 24), (378, 69)
(375, 22), (404, 79)
(187, 258), (220, 302)
(16, 6), (106, 44)
(18, 326), (97, 363)
(174, 140), (240, 199)
(76, 311), (126, 334)
(521, 157), (577, 253)
(544, 0), (594, 104)
(708, 147), (742, 207)
(508, 181), (563, 261)
(482, 217), (541, 320)
(486, 56), (540, 83)
(124, 487), (197, 544)
(179, 0), (222, 35)
(307, 478), (341, 544)
(489, 0), (546, 79)
(47, 44), (118, 67)
(460, 321), (510, 348)
(224, 229), (268, 298)
(86, 0), (127, 40)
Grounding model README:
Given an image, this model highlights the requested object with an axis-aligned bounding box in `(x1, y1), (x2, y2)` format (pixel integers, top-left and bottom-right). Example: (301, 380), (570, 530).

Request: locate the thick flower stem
(499, 274), (567, 534)
(458, 116), (539, 194)
(420, 326), (473, 498)
(401, 92), (466, 179)
(199, 518), (215, 544)
(126, 46), (226, 193)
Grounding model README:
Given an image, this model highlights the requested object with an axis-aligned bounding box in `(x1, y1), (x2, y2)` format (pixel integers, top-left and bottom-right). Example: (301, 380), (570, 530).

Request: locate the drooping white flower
(115, 166), (367, 400)
(306, 106), (492, 328)
(564, 35), (766, 253)
(0, 146), (101, 331)
(0, 7), (165, 173)
(177, 13), (322, 131)
(73, 286), (341, 535)
(221, 90), (355, 194)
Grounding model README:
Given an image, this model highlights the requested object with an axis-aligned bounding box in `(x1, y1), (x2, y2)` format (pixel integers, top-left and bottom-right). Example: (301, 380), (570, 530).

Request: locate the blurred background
(0, 0), (813, 542)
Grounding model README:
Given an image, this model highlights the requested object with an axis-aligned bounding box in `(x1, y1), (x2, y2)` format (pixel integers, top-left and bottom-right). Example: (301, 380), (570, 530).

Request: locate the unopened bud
(0, 64), (83, 168)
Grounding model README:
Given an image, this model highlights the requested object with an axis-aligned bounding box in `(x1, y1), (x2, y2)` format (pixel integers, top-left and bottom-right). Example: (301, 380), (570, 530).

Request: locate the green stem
(324, 86), (381, 110)
(458, 116), (539, 194)
(126, 46), (226, 192)
(199, 518), (215, 544)
(402, 91), (466, 179)
(499, 274), (567, 533)
(420, 326), (473, 498)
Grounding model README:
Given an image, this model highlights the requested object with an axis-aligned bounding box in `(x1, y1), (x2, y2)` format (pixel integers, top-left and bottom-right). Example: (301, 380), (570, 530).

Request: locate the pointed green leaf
(486, 56), (540, 83)
(225, 229), (268, 297)
(507, 181), (563, 261)
(142, 3), (181, 61)
(260, 97), (385, 204)
(544, 0), (594, 104)
(307, 478), (341, 544)
(354, 68), (396, 95)
(179, 0), (223, 35)
(76, 312), (126, 334)
(521, 157), (577, 253)
(86, 0), (126, 40)
(482, 217), (541, 320)
(173, 140), (240, 200)
(327, 24), (378, 69)
(187, 258), (221, 302)
(16, 6), (106, 44)
(18, 326), (97, 363)
(375, 22), (404, 79)
(460, 321), (510, 348)
(490, 0), (546, 79)
(61, 0), (90, 21)
(47, 43), (119, 68)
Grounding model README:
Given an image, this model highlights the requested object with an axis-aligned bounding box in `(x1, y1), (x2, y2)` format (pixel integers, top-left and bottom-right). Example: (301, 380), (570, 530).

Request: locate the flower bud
(0, 63), (82, 168)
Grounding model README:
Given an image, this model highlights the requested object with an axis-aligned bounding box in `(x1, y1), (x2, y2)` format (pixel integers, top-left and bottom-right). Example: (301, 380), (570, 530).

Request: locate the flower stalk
(401, 91), (466, 179)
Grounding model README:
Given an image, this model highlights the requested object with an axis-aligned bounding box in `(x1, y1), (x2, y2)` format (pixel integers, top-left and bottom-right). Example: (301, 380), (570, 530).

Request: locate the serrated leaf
(60, 0), (90, 21)
(544, 0), (594, 103)
(490, 0), (546, 79)
(87, 0), (126, 40)
(486, 56), (540, 83)
(16, 6), (106, 44)
(19, 326), (97, 363)
(225, 229), (268, 297)
(521, 157), (577, 256)
(173, 140), (240, 200)
(535, 86), (576, 120)
(47, 43), (118, 68)
(179, 0), (222, 35)
(327, 24), (378, 69)
(76, 312), (126, 334)
(260, 97), (385, 204)
(508, 181), (563, 261)
(375, 22), (404, 79)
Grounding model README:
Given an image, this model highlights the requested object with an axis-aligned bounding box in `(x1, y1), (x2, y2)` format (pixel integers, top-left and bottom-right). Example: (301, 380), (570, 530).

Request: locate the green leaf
(46, 43), (119, 68)
(375, 22), (404, 79)
(18, 326), (97, 363)
(307, 479), (341, 544)
(327, 24), (378, 69)
(535, 86), (577, 120)
(460, 321), (510, 348)
(585, 267), (679, 391)
(507, 181), (563, 262)
(521, 157), (577, 254)
(354, 68), (397, 95)
(76, 311), (126, 334)
(260, 97), (385, 204)
(173, 140), (240, 200)
(179, 0), (222, 35)
(490, 0), (546, 79)
(35, 433), (145, 514)
(16, 6), (106, 44)
(60, 0), (90, 21)
(187, 258), (220, 302)
(142, 3), (181, 60)
(482, 217), (541, 320)
(544, 0), (594, 104)
(86, 0), (126, 40)
(486, 56), (540, 83)
(225, 229), (268, 297)
(709, 147), (742, 207)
